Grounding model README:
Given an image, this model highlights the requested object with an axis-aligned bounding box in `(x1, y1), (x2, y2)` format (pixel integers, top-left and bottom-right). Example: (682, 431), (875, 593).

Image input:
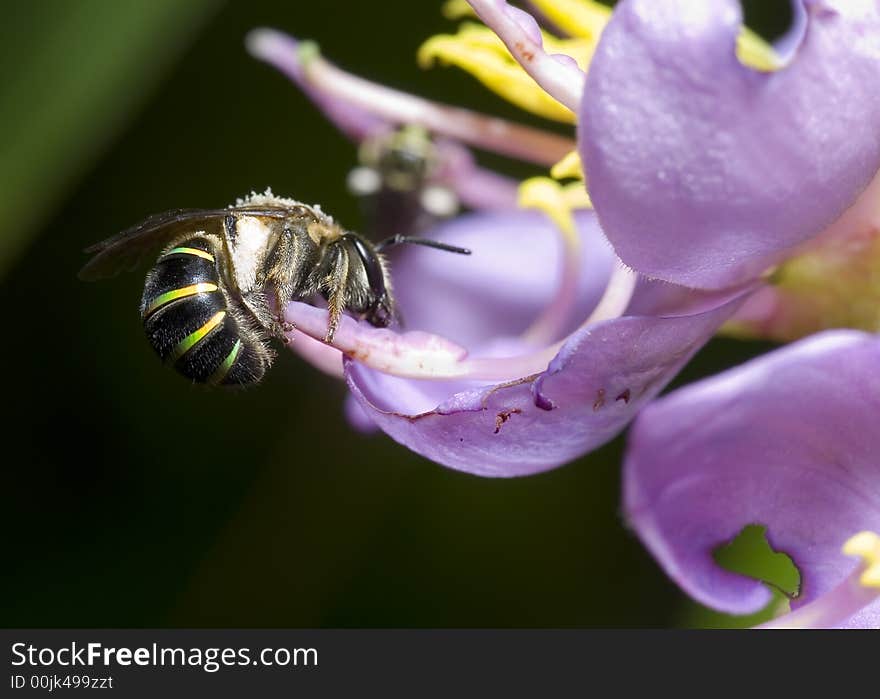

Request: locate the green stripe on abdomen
(169, 310), (226, 362)
(208, 339), (242, 385)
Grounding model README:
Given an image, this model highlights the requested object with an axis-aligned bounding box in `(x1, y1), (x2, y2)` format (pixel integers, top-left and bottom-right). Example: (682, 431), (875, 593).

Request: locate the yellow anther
(441, 0), (476, 20)
(528, 0), (611, 40)
(418, 23), (592, 124)
(736, 27), (781, 72)
(842, 531), (880, 589)
(550, 150), (583, 181)
(562, 180), (592, 210)
(519, 177), (584, 245)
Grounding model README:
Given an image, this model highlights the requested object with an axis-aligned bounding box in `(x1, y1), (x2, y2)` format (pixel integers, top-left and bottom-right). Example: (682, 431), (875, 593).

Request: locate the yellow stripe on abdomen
(144, 283), (219, 317)
(164, 246), (215, 262)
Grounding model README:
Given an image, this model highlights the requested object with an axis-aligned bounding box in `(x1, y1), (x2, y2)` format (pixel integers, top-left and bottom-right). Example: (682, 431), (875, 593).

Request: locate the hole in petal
(680, 525), (802, 628)
(736, 0), (804, 70)
(714, 524), (801, 598)
(740, 0), (794, 41)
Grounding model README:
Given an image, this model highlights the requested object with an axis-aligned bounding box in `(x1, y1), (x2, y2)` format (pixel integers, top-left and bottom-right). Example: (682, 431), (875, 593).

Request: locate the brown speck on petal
(514, 41), (535, 62)
(494, 408), (523, 434)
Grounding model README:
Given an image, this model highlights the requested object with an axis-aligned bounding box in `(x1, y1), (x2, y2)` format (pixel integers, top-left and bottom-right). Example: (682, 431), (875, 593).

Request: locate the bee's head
(346, 234), (398, 328)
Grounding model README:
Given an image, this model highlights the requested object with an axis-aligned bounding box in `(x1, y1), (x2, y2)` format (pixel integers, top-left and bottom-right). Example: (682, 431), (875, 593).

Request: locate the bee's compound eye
(349, 236), (386, 298)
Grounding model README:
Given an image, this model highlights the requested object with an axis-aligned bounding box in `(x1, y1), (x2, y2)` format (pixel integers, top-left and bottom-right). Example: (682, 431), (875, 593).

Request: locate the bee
(79, 190), (469, 387)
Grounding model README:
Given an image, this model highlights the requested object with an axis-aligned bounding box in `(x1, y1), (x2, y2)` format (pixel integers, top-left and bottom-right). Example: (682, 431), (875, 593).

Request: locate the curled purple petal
(505, 2), (544, 43)
(344, 392), (379, 434)
(467, 0), (585, 112)
(624, 331), (880, 627)
(336, 211), (745, 476)
(773, 0), (808, 62)
(345, 297), (740, 477)
(580, 0), (880, 288)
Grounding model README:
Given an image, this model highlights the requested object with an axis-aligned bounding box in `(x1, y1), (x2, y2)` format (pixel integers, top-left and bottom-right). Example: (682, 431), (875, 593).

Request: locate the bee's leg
(239, 292), (281, 338)
(321, 243), (350, 343)
(265, 225), (315, 338)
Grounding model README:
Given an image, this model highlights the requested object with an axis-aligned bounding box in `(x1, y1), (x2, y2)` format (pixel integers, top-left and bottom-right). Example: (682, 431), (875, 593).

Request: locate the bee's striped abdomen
(140, 237), (267, 386)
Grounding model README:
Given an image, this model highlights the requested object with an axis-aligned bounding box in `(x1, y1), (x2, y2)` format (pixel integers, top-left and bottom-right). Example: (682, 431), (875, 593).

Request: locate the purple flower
(727, 170), (880, 342)
(244, 0), (880, 626)
(246, 7), (754, 476)
(576, 0), (880, 627)
(242, 0), (880, 484)
(246, 29), (554, 212)
(579, 0), (880, 289)
(282, 209), (744, 476)
(624, 332), (880, 628)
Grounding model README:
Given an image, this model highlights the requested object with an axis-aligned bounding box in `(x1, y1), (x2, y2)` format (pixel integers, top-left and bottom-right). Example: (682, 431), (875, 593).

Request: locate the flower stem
(247, 28), (575, 167)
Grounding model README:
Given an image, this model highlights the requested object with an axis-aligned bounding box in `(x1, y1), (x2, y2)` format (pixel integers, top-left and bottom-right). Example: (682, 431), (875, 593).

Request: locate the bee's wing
(78, 207), (290, 281)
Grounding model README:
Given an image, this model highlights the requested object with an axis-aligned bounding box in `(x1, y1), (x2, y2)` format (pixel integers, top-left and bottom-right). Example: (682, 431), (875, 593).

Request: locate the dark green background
(0, 0), (790, 627)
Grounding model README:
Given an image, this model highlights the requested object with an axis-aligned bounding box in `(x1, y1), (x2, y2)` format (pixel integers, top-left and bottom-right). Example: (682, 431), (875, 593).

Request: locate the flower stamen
(518, 177), (584, 345)
(550, 150), (583, 181)
(736, 27), (781, 72)
(442, 0), (476, 21)
(528, 0), (610, 40)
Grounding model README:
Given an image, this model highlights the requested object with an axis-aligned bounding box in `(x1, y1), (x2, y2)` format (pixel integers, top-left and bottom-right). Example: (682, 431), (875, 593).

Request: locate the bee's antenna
(375, 234), (471, 255)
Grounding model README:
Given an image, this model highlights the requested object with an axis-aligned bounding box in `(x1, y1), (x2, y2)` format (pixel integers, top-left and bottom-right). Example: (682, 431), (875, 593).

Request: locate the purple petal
(624, 331), (880, 627)
(346, 297), (740, 477)
(726, 169), (880, 342)
(468, 0), (585, 111)
(388, 210), (616, 348)
(284, 302), (470, 380)
(774, 0), (808, 62)
(580, 0), (880, 288)
(344, 392), (379, 433)
(287, 328), (344, 378)
(343, 212), (745, 476)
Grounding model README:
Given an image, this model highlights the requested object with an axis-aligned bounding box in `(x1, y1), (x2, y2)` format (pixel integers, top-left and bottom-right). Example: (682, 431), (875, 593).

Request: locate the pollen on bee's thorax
(230, 216), (276, 291)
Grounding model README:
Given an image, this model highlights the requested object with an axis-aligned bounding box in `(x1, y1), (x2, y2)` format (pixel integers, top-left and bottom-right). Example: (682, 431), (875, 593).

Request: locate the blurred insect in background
(79, 190), (469, 386)
(347, 125), (460, 240)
